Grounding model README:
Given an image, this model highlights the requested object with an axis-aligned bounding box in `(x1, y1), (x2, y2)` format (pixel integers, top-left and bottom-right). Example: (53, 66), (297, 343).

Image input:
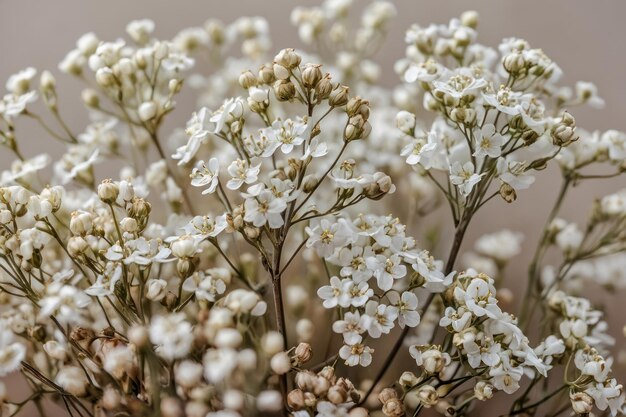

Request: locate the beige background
(1, 0), (626, 414)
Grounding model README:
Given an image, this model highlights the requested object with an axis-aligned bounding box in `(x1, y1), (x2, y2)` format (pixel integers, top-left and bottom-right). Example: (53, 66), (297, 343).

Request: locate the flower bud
(40, 70), (56, 92)
(551, 111), (577, 147)
(287, 389), (305, 410)
(273, 63), (291, 80)
(293, 342), (313, 365)
(302, 64), (322, 88)
(315, 74), (333, 100)
(270, 352), (291, 375)
(399, 371), (419, 388)
(171, 235), (196, 258)
(120, 217), (139, 233)
(258, 64), (276, 84)
(146, 279), (168, 301)
(296, 318), (314, 342)
(274, 48), (301, 69)
(70, 211), (92, 235)
(474, 381), (494, 401)
(499, 183), (516, 203)
(95, 68), (116, 87)
(346, 97), (369, 119)
(257, 390), (283, 413)
(98, 179), (119, 204)
(262, 331), (284, 355)
(138, 101), (158, 121)
(274, 79), (296, 101)
(329, 85), (350, 107)
(503, 52), (526, 75)
(396, 111), (416, 135)
(238, 70), (258, 89)
(68, 236), (89, 257)
(378, 388), (398, 404)
(81, 89), (100, 108)
(460, 10), (479, 28)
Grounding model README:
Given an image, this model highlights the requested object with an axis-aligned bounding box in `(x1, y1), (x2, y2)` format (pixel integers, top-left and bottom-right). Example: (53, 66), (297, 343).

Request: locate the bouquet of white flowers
(1, 2), (625, 416)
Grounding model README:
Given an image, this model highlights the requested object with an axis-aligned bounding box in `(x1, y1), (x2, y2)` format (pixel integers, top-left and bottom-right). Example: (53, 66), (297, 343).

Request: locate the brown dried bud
(346, 96), (369, 119)
(382, 397), (405, 417)
(329, 85), (350, 107)
(328, 385), (348, 404)
(378, 388), (399, 404)
(499, 183), (516, 203)
(293, 342), (313, 365)
(315, 74), (333, 101)
(302, 63), (323, 88)
(274, 79), (296, 101)
(287, 389), (305, 411)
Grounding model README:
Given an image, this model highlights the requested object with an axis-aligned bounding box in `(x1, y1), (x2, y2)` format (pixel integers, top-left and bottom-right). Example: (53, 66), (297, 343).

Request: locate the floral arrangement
(0, 1), (625, 416)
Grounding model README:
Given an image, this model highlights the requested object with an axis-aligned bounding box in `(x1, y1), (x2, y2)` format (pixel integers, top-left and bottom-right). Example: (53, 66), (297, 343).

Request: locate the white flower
(305, 219), (352, 258)
(183, 214), (228, 239)
(190, 158), (220, 194)
(173, 108), (211, 165)
(0, 328), (26, 376)
(316, 401), (351, 417)
(400, 132), (439, 168)
(388, 291), (420, 328)
(269, 117), (308, 154)
(338, 335), (374, 367)
(474, 124), (504, 159)
(496, 157), (535, 191)
(317, 276), (346, 309)
(149, 314), (194, 361)
(585, 379), (625, 416)
(203, 348), (238, 383)
(450, 161), (482, 197)
(182, 270), (227, 302)
(336, 245), (374, 283)
(301, 137), (328, 160)
(474, 229), (524, 262)
(6, 67), (37, 94)
(244, 189), (287, 228)
(332, 311), (371, 344)
(227, 159), (260, 190)
(366, 253), (407, 291)
(365, 300), (398, 338)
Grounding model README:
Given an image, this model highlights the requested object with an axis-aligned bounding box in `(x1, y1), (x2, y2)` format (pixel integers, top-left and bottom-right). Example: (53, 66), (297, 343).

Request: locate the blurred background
(1, 0), (625, 415)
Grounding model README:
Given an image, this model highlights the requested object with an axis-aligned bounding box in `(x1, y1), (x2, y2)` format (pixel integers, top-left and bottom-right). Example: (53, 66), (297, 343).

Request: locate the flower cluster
(0, 4), (625, 417)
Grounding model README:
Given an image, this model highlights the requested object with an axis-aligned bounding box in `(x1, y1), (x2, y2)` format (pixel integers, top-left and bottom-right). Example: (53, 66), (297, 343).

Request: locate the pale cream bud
(70, 211), (92, 235)
(138, 101), (158, 121)
(81, 88), (100, 108)
(238, 70), (258, 89)
(270, 352), (291, 375)
(98, 179), (119, 204)
(257, 390), (283, 413)
(262, 331), (284, 355)
(95, 67), (115, 87)
(128, 325), (149, 348)
(274, 48), (301, 69)
(171, 237), (195, 258)
(296, 318), (314, 342)
(40, 70), (56, 92)
(55, 366), (89, 396)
